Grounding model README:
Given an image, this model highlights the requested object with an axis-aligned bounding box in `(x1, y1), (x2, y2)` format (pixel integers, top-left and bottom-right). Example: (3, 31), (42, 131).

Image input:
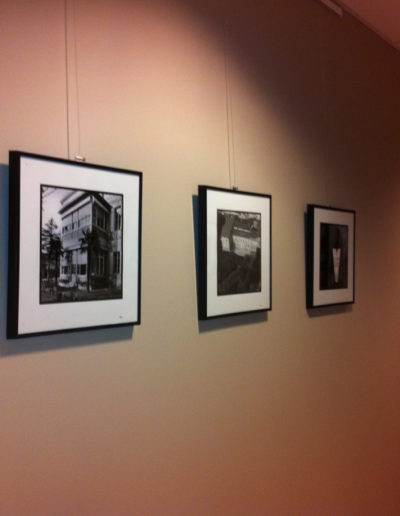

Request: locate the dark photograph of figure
(319, 222), (348, 290)
(40, 185), (123, 303)
(217, 210), (261, 296)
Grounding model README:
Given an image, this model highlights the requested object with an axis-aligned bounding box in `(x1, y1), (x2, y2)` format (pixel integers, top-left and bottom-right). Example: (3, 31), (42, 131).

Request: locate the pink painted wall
(1, 0), (399, 514)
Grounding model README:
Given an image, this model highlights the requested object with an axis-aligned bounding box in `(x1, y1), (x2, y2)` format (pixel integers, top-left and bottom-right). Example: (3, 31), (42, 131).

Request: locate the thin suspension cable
(72, 0), (82, 157)
(64, 0), (71, 159)
(318, 9), (330, 206)
(224, 19), (236, 189)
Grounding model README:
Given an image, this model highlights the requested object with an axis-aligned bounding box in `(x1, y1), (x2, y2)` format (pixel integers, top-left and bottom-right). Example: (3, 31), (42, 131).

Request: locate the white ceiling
(337, 0), (400, 51)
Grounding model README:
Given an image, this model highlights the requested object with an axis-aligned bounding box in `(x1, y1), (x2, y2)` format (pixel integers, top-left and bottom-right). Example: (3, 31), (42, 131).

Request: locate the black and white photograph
(217, 209), (261, 295)
(40, 185), (123, 304)
(319, 223), (348, 290)
(306, 204), (355, 309)
(198, 185), (271, 320)
(7, 151), (142, 338)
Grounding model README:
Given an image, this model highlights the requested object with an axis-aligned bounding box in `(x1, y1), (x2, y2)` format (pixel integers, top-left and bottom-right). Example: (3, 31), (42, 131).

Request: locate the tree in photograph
(41, 218), (64, 286)
(79, 228), (100, 291)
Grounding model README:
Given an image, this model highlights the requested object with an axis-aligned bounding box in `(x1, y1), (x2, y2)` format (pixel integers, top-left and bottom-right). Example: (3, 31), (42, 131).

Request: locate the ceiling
(336, 0), (400, 51)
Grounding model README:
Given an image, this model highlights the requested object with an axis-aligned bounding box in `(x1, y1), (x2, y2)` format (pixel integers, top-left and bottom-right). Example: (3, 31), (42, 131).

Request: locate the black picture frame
(198, 185), (271, 320)
(7, 151), (142, 338)
(306, 204), (355, 309)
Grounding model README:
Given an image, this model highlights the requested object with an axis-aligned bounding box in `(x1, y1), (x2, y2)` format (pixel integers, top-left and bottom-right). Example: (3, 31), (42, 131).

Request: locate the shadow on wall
(171, 0), (400, 188)
(0, 163), (133, 357)
(0, 165), (8, 349)
(169, 0), (326, 159)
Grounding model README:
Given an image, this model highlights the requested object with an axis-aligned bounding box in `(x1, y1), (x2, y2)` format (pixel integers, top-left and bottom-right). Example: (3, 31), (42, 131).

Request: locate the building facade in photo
(58, 190), (122, 291)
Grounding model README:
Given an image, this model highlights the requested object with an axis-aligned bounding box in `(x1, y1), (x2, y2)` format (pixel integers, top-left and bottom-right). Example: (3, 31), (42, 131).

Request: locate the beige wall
(1, 0), (400, 514)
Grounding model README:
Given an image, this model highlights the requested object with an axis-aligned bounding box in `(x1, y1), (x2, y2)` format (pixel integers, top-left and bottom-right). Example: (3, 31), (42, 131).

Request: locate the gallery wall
(1, 0), (400, 514)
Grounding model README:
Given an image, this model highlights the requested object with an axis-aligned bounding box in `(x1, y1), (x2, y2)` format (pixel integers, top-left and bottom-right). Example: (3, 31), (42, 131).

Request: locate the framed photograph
(198, 185), (271, 319)
(7, 151), (142, 338)
(306, 204), (355, 308)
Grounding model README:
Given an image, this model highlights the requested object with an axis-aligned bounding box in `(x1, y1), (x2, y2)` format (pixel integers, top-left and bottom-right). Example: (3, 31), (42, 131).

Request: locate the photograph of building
(40, 185), (123, 303)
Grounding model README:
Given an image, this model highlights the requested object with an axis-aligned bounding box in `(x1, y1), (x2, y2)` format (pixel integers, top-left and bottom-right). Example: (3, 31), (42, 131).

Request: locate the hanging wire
(64, 0), (71, 159)
(72, 0), (83, 159)
(64, 0), (84, 161)
(223, 18), (237, 190)
(317, 7), (330, 206)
